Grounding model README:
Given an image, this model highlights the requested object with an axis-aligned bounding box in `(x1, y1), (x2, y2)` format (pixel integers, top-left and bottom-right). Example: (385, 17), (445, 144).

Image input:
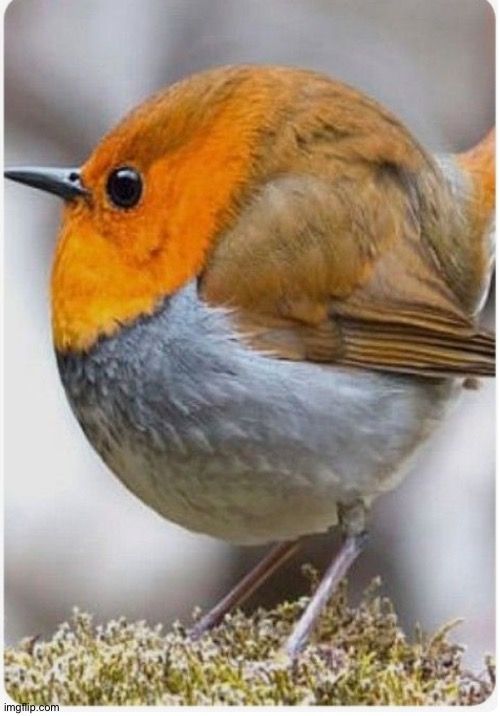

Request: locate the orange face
(51, 68), (275, 353)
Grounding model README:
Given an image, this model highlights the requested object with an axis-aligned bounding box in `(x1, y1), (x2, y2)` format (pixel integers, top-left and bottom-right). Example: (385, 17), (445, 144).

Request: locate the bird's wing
(201, 164), (495, 378)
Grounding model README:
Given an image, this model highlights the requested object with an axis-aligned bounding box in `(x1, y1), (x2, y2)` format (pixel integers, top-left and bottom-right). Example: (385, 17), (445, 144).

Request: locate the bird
(5, 65), (495, 660)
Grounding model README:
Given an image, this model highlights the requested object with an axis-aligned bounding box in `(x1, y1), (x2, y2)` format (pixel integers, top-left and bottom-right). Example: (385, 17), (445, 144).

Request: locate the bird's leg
(190, 539), (300, 639)
(285, 502), (368, 660)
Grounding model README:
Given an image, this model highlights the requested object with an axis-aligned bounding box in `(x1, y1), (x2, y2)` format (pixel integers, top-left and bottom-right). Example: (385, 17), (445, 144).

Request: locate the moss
(4, 577), (494, 706)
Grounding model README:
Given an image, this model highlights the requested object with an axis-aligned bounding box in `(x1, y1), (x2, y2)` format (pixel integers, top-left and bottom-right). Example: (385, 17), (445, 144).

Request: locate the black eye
(106, 166), (143, 209)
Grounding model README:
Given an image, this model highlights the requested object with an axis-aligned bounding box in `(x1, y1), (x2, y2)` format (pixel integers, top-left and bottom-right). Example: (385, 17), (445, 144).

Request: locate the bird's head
(7, 67), (283, 352)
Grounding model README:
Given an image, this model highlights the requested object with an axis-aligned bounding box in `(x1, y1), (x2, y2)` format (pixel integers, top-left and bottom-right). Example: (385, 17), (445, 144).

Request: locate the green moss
(4, 578), (494, 706)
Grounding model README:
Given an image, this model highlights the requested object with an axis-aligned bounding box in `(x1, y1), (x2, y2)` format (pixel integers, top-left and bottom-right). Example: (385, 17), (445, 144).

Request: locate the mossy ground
(4, 577), (494, 706)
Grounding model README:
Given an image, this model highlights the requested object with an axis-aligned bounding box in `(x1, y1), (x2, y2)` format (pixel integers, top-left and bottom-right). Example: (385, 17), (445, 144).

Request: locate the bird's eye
(106, 166), (143, 209)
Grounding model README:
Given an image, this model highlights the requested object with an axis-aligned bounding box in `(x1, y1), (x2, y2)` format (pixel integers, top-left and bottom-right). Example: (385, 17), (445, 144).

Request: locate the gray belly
(57, 284), (458, 544)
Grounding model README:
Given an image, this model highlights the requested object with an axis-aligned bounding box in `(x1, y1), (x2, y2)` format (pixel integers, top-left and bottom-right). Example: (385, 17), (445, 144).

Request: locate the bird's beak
(4, 166), (88, 201)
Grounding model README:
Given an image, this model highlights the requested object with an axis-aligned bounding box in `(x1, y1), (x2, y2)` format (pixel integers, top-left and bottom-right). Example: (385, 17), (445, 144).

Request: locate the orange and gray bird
(5, 66), (495, 658)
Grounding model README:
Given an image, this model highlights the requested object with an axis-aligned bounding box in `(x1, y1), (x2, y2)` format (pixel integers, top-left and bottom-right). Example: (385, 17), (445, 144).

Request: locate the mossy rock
(4, 578), (494, 706)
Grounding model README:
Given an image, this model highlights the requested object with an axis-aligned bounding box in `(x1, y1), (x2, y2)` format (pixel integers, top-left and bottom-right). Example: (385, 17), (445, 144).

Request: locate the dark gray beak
(4, 166), (88, 200)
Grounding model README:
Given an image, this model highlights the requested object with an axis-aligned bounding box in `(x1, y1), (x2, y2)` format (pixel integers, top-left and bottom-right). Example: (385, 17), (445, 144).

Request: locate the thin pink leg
(190, 540), (300, 639)
(285, 532), (368, 659)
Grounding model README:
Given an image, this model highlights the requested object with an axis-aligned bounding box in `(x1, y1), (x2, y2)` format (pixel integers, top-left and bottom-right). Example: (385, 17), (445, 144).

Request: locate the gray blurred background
(4, 0), (494, 670)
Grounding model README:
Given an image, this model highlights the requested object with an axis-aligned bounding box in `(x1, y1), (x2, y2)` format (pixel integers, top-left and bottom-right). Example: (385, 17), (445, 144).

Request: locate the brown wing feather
(336, 316), (495, 377)
(229, 306), (495, 378)
(201, 77), (495, 379)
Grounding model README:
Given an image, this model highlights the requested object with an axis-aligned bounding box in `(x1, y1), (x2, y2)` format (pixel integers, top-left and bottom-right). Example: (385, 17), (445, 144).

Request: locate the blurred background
(4, 0), (494, 670)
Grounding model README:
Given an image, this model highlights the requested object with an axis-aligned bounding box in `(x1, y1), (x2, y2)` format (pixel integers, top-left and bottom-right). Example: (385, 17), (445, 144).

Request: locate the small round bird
(5, 65), (495, 659)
